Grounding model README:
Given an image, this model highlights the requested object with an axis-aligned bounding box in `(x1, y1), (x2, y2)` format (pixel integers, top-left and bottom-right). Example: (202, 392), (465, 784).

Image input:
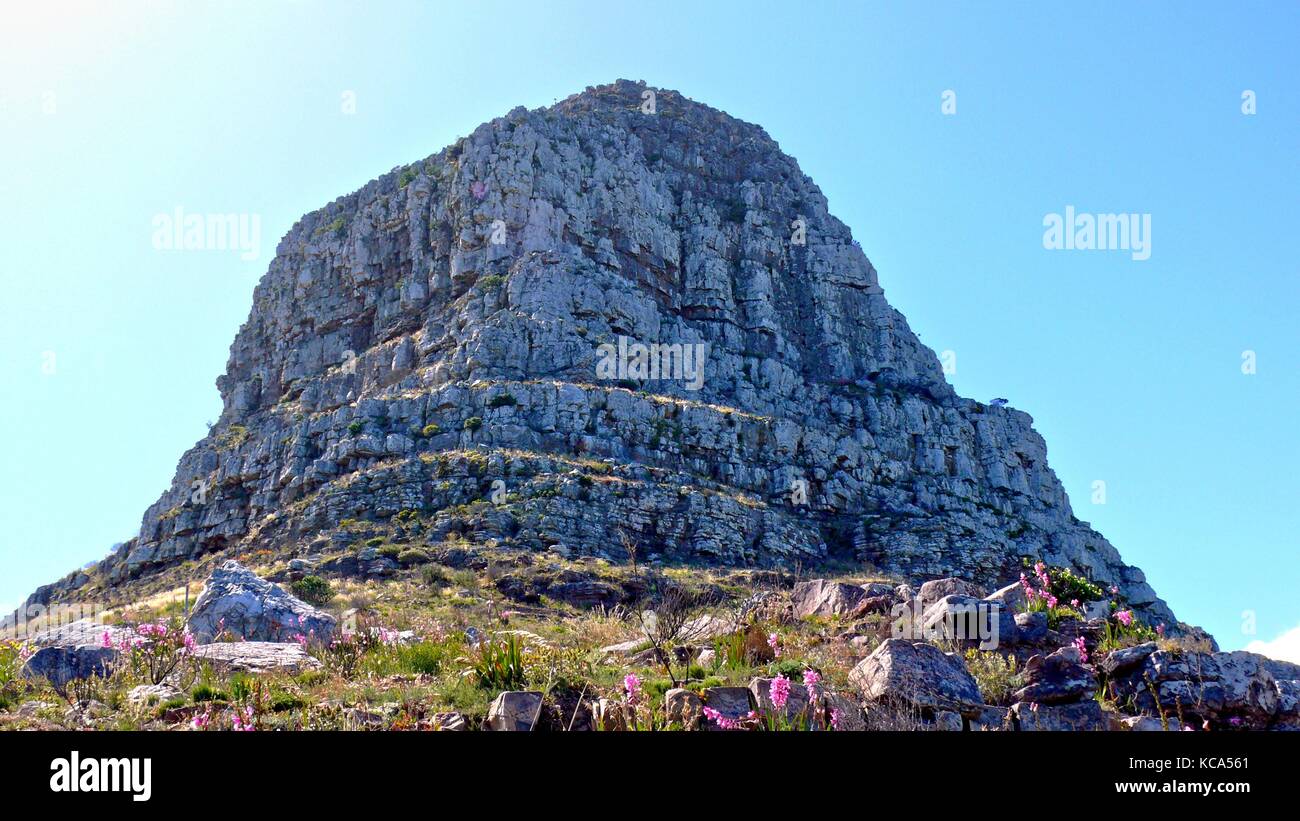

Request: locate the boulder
(918, 577), (986, 611)
(429, 712), (467, 731)
(1124, 649), (1280, 729)
(792, 579), (866, 618)
(849, 639), (982, 717)
(192, 641), (321, 675)
(749, 676), (811, 723)
(1012, 699), (1105, 731)
(971, 705), (1011, 731)
(861, 582), (896, 599)
(486, 691), (543, 731)
(664, 688), (703, 729)
(1099, 641), (1158, 676)
(701, 686), (755, 729)
(21, 620), (132, 689)
(1014, 611), (1048, 643)
(920, 595), (1014, 649)
(985, 581), (1027, 613)
(1013, 646), (1096, 705)
(187, 561), (336, 643)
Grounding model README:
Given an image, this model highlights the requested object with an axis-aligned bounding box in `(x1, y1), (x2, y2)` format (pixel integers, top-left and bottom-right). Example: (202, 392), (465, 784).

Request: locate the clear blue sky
(1, 1), (1296, 656)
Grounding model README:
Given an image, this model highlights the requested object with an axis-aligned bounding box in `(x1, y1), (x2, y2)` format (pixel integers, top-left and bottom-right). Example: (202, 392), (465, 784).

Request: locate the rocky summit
(10, 80), (1300, 736)
(20, 80), (1177, 629)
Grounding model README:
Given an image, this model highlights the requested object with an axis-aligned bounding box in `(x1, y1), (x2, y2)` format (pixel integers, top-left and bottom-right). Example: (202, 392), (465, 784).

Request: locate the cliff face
(30, 80), (1174, 623)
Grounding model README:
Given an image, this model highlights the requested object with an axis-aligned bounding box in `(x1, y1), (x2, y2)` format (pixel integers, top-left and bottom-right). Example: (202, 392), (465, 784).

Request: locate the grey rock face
(1013, 699), (1105, 731)
(849, 638), (982, 717)
(191, 641), (321, 675)
(791, 579), (866, 618)
(186, 561), (336, 643)
(1112, 648), (1287, 730)
(1013, 646), (1096, 705)
(30, 80), (1177, 630)
(21, 620), (131, 690)
(486, 691), (543, 731)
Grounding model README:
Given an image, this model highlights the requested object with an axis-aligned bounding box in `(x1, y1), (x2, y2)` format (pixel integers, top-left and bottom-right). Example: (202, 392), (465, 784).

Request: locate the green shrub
(1049, 566), (1106, 604)
(421, 565), (451, 586)
(270, 691), (305, 712)
(398, 166), (418, 188)
(463, 417), (483, 432)
(397, 548), (429, 566)
(228, 672), (254, 703)
(488, 393), (517, 408)
(394, 641), (449, 676)
(463, 634), (526, 690)
(292, 575), (334, 606)
(420, 423), (441, 437)
(964, 650), (1023, 706)
(191, 684), (228, 703)
(478, 274), (505, 291)
(365, 537), (385, 547)
(378, 544), (402, 560)
(348, 420), (364, 436)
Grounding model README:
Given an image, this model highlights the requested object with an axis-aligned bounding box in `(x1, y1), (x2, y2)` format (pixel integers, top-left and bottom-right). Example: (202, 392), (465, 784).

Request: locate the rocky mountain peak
(22, 80), (1179, 631)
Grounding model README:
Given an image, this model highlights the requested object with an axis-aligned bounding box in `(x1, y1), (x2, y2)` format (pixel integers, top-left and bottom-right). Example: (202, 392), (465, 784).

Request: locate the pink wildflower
(702, 706), (749, 730)
(1070, 599), (1080, 608)
(101, 630), (113, 649)
(1115, 610), (1134, 628)
(802, 668), (821, 701)
(1072, 636), (1088, 663)
(830, 708), (842, 731)
(231, 706), (256, 732)
(767, 632), (781, 658)
(623, 673), (642, 706)
(769, 673), (791, 711)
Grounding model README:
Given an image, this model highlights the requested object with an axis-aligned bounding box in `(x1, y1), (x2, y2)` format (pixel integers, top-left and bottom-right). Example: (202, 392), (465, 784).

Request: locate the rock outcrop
(20, 79), (1178, 630)
(186, 561), (336, 643)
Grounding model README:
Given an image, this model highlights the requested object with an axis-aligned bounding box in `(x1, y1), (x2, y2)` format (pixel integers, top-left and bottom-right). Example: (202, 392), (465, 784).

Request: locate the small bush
(420, 423), (441, 437)
(478, 274), (506, 291)
(191, 684), (228, 703)
(463, 417), (483, 432)
(270, 691), (305, 712)
(488, 393), (518, 408)
(463, 634), (526, 690)
(348, 420), (364, 436)
(964, 650), (1023, 706)
(397, 548), (429, 566)
(421, 565), (451, 587)
(292, 575), (334, 607)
